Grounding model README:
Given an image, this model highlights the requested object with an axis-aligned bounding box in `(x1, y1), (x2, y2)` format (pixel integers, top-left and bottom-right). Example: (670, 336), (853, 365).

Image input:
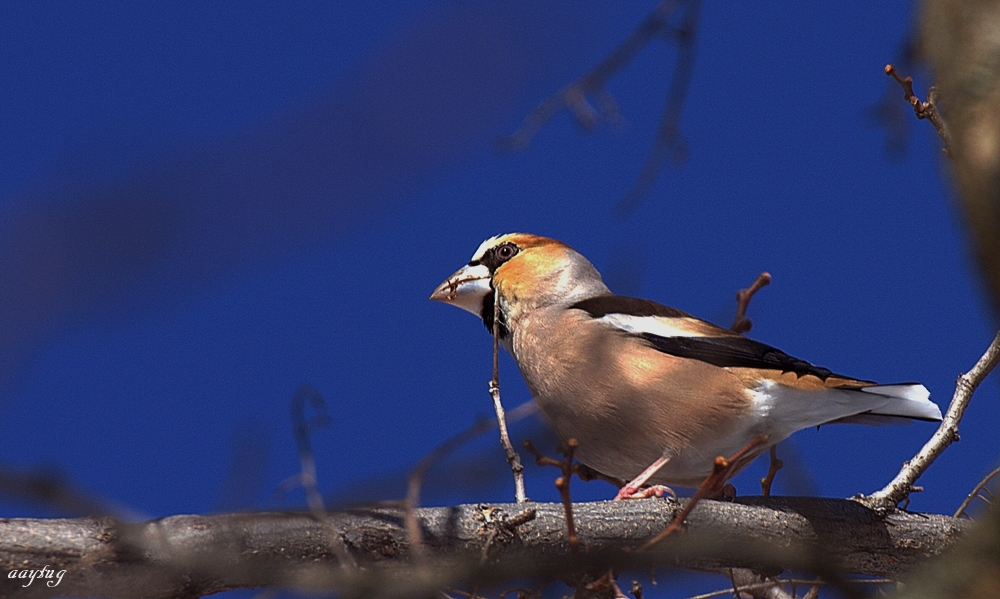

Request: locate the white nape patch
(596, 313), (695, 338)
(859, 383), (941, 420)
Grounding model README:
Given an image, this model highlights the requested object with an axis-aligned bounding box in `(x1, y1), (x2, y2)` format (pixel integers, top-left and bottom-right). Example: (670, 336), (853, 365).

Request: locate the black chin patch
(481, 291), (509, 340)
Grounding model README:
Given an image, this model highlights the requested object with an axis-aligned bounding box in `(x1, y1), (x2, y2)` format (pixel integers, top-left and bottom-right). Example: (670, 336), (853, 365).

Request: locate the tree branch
(860, 330), (1000, 512)
(0, 497), (969, 598)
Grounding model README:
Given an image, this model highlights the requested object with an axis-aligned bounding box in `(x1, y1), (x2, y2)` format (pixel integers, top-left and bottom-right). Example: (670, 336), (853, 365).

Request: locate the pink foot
(615, 484), (676, 500)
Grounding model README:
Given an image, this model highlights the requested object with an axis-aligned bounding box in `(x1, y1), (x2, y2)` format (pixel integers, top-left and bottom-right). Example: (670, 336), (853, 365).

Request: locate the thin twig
(870, 40), (917, 156)
(523, 439), (580, 554)
(638, 435), (768, 550)
(270, 384), (330, 514)
(0, 464), (146, 521)
(954, 464), (1000, 518)
(731, 272), (772, 334)
(498, 0), (685, 152)
(884, 64), (952, 156)
(492, 300), (527, 503)
(402, 402), (539, 559)
(727, 271), (782, 496)
(760, 446), (783, 497)
(404, 418), (491, 561)
(275, 384), (356, 569)
(728, 568), (794, 599)
(860, 330), (1000, 512)
(801, 585), (821, 599)
(497, 0), (701, 215)
(477, 506), (538, 565)
(685, 578), (894, 599)
(616, 0), (702, 216)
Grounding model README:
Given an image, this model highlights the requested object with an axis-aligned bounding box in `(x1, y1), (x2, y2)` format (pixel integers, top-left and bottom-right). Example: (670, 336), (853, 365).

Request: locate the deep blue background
(2, 2), (996, 596)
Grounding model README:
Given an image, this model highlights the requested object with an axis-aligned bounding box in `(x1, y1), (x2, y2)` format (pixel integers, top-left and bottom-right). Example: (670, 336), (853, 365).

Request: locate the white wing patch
(596, 313), (701, 338)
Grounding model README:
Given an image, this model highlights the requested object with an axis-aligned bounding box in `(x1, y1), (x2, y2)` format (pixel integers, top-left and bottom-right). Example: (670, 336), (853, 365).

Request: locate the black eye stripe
(478, 242), (520, 272)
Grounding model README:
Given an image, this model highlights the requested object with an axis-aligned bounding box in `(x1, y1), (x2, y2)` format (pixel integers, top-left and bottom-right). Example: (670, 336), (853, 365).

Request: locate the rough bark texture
(0, 497), (970, 598)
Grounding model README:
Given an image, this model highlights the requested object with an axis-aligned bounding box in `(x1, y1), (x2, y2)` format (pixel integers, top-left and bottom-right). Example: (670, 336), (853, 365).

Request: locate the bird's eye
(496, 243), (517, 261)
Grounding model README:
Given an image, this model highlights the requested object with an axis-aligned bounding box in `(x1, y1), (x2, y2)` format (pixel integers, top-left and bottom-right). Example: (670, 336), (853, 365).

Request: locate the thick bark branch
(0, 497), (969, 599)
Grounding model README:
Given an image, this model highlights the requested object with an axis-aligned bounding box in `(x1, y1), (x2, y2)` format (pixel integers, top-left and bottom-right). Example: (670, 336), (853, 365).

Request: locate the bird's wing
(570, 295), (862, 383)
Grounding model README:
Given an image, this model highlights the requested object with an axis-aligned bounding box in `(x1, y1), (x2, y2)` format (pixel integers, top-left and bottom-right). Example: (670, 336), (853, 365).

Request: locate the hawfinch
(430, 233), (942, 496)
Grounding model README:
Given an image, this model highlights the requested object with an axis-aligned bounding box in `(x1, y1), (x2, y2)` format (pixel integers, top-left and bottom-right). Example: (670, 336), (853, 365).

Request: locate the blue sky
(1, 1), (996, 596)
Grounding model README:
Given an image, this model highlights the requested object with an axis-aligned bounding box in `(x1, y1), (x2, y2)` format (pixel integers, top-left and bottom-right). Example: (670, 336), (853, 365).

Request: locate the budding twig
(884, 64), (952, 156)
(731, 272), (771, 334)
(760, 446), (783, 497)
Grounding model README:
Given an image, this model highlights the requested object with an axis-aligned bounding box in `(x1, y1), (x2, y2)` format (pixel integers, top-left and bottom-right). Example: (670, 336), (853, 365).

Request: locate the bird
(430, 233), (942, 498)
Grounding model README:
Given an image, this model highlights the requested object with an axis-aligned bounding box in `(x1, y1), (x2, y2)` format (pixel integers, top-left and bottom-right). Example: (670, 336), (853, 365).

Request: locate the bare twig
(954, 464), (1000, 518)
(273, 385), (356, 570)
(884, 64), (952, 156)
(870, 40), (917, 156)
(731, 272), (772, 334)
(402, 403), (538, 559)
(497, 0), (701, 215)
(760, 446), (783, 497)
(727, 569), (794, 599)
(860, 331), (1000, 512)
(273, 384), (331, 514)
(498, 0), (685, 151)
(403, 417), (491, 561)
(0, 464), (146, 522)
(636, 460), (718, 550)
(523, 439), (580, 554)
(726, 271), (782, 497)
(685, 578), (893, 599)
(492, 300), (527, 503)
(639, 435), (767, 550)
(616, 0), (702, 216)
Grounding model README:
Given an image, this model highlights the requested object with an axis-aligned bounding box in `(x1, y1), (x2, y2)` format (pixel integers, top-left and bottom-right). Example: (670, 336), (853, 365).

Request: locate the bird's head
(430, 233), (609, 336)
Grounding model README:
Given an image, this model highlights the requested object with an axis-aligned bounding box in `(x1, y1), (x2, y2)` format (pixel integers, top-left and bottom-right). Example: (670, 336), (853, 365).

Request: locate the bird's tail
(833, 383), (942, 425)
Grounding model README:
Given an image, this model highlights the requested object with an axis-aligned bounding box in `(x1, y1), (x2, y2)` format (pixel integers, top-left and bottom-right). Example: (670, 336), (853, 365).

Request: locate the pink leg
(615, 455), (676, 500)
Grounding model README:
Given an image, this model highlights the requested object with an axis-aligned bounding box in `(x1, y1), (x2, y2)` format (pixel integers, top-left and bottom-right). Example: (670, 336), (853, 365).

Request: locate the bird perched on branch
(430, 233), (942, 498)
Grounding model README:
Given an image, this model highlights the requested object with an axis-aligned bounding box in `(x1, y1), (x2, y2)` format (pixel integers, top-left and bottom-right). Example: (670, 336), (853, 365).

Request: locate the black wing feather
(637, 333), (845, 380)
(572, 295), (856, 380)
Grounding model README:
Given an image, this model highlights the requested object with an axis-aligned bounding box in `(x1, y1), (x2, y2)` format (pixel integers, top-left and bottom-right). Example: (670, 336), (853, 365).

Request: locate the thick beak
(429, 263), (492, 316)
